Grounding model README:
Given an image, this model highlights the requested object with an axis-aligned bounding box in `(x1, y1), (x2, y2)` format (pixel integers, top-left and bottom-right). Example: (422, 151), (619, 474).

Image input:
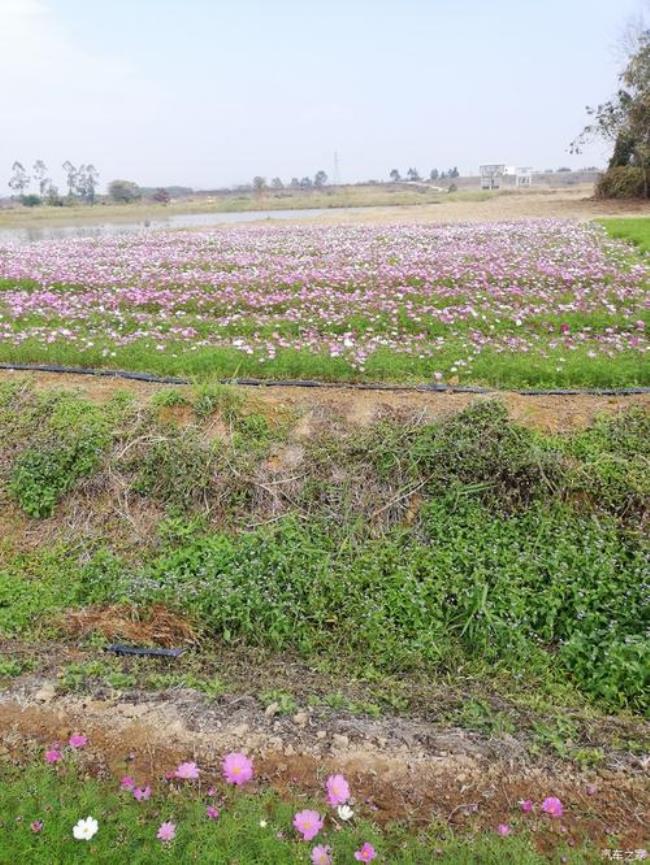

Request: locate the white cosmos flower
(259, 820), (268, 828)
(73, 816), (99, 840)
(337, 804), (354, 821)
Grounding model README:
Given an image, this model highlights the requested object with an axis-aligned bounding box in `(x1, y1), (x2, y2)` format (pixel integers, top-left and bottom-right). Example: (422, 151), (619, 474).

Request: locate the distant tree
(108, 179), (141, 203)
(8, 161), (30, 197)
(448, 182), (458, 192)
(32, 160), (50, 196)
(406, 167), (420, 181)
(429, 168), (439, 181)
(62, 161), (78, 199)
(76, 164), (100, 203)
(440, 170), (447, 179)
(152, 187), (171, 204)
(252, 175), (267, 194)
(44, 181), (63, 206)
(314, 170), (328, 187)
(449, 166), (460, 178)
(389, 168), (401, 182)
(289, 177), (300, 189)
(557, 166), (572, 172)
(299, 176), (313, 189)
(271, 177), (284, 189)
(21, 193), (41, 207)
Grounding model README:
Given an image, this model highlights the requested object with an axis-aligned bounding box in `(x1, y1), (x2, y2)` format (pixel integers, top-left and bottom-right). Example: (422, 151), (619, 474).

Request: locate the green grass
(0, 762), (599, 864)
(601, 217), (650, 253)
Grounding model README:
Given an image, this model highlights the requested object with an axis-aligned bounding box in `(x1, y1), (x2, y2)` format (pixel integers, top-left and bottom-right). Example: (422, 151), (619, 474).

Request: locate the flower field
(0, 219), (647, 386)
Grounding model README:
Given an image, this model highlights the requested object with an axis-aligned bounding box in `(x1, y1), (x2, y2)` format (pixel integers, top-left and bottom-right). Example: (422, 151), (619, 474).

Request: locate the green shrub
(596, 165), (649, 199)
(6, 391), (108, 518)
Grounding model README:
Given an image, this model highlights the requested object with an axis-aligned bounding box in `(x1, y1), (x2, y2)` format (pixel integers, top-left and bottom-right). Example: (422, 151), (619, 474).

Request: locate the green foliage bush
(596, 165), (648, 198)
(1, 386), (109, 517)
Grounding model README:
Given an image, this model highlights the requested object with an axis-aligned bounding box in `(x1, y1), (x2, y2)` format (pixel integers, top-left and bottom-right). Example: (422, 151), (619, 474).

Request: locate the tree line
(389, 167), (459, 182)
(251, 171), (329, 193)
(7, 160), (100, 206)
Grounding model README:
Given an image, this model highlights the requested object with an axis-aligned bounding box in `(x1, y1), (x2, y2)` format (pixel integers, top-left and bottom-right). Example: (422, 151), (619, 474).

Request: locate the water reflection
(0, 207), (364, 245)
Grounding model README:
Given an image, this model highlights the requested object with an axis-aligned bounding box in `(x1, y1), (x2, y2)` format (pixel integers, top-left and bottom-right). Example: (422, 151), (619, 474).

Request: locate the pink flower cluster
(0, 220), (646, 375)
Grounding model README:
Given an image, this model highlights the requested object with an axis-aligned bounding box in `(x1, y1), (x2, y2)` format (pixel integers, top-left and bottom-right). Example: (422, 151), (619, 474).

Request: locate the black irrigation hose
(1, 361), (649, 396)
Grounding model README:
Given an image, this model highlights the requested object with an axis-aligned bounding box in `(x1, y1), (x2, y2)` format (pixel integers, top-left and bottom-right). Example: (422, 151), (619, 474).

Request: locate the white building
(480, 163), (534, 189)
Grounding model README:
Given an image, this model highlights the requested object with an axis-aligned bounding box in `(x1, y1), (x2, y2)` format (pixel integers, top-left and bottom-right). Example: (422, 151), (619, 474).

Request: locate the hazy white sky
(0, 0), (643, 192)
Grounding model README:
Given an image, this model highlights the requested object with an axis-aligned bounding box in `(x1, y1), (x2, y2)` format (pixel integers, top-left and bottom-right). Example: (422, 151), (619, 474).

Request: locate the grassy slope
(1, 382), (647, 719)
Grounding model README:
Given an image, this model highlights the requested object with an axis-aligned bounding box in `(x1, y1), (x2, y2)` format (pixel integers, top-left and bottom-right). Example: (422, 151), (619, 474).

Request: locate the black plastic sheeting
(0, 361), (648, 397)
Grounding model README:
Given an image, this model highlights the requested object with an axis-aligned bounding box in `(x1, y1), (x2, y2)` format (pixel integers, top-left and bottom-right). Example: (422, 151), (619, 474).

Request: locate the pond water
(0, 206), (366, 245)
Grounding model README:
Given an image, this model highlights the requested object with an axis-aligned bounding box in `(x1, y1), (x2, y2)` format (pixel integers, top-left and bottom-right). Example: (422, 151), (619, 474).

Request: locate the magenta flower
(497, 823), (512, 836)
(157, 821), (176, 843)
(120, 776), (135, 791)
(133, 786), (151, 801)
(207, 786), (216, 796)
(222, 752), (254, 786)
(293, 809), (324, 842)
(206, 805), (220, 821)
(30, 820), (44, 833)
(311, 845), (332, 865)
(541, 796), (564, 818)
(68, 734), (88, 749)
(174, 761), (199, 780)
(45, 748), (62, 764)
(520, 799), (533, 813)
(354, 842), (377, 862)
(325, 774), (350, 807)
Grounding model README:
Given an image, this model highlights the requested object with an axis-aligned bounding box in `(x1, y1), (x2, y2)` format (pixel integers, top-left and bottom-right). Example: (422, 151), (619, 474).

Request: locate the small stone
(332, 734), (349, 749)
(292, 712), (308, 728)
(264, 702), (280, 718)
(284, 744), (295, 756)
(316, 730), (327, 740)
(34, 684), (56, 703)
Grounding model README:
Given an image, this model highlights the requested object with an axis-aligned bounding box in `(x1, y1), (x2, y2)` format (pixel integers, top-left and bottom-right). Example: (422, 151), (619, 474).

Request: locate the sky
(0, 0), (644, 192)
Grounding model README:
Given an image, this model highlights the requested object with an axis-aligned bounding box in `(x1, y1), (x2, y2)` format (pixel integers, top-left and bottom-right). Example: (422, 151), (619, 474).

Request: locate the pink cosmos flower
(325, 774), (350, 807)
(133, 786), (151, 801)
(206, 805), (220, 821)
(207, 786), (216, 796)
(520, 799), (533, 813)
(354, 842), (377, 862)
(497, 823), (512, 836)
(541, 796), (564, 818)
(68, 734), (88, 749)
(293, 810), (324, 842)
(175, 761), (199, 780)
(31, 820), (43, 833)
(311, 845), (332, 865)
(157, 821), (176, 843)
(45, 748), (62, 764)
(222, 752), (254, 786)
(120, 776), (135, 791)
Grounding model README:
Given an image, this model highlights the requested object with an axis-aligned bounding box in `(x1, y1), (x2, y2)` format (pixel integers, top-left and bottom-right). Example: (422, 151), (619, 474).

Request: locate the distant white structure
(480, 164), (506, 189)
(515, 167), (533, 187)
(480, 163), (534, 189)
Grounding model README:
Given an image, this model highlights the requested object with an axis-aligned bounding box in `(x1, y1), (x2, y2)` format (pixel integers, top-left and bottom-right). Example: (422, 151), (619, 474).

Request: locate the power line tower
(333, 151), (341, 186)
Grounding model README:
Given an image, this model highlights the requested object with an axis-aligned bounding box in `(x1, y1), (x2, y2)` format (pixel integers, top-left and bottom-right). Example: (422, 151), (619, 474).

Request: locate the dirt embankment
(2, 369), (648, 435)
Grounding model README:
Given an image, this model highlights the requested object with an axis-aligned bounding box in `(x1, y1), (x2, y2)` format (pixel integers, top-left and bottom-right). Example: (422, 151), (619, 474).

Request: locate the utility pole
(333, 151), (341, 186)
